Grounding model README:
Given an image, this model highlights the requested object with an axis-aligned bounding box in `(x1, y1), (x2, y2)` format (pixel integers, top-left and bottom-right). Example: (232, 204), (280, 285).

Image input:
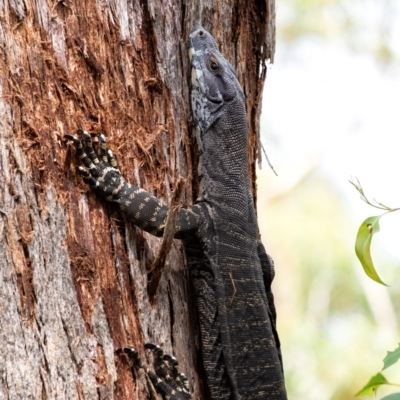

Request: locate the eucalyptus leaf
(356, 373), (388, 397)
(383, 344), (400, 371)
(381, 394), (400, 400)
(354, 216), (387, 286)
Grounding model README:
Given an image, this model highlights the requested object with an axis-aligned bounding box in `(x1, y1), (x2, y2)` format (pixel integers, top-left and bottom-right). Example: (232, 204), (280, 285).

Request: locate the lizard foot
(65, 129), (125, 200)
(117, 344), (191, 400)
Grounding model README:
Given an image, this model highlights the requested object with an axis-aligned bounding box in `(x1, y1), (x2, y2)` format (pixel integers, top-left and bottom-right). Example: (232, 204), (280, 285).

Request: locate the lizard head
(189, 26), (245, 133)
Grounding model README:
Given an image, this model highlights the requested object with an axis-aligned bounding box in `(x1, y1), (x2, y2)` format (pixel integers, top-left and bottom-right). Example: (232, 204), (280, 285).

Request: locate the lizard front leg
(65, 130), (201, 237)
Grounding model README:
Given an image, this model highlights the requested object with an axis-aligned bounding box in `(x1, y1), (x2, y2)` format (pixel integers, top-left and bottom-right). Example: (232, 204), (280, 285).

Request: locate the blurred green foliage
(258, 171), (399, 399)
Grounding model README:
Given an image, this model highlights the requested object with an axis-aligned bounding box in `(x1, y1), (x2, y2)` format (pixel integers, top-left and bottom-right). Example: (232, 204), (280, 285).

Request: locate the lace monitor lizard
(66, 25), (287, 400)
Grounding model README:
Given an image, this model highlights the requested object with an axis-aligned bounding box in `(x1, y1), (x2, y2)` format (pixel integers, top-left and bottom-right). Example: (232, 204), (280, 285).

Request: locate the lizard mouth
(189, 50), (224, 105)
(190, 67), (223, 106)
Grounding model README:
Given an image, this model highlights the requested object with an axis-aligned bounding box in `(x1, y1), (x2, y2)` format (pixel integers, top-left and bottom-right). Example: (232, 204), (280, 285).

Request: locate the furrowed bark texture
(0, 1), (275, 399)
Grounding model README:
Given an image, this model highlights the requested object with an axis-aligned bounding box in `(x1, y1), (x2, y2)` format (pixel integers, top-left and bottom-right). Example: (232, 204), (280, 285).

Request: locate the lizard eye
(208, 58), (220, 73)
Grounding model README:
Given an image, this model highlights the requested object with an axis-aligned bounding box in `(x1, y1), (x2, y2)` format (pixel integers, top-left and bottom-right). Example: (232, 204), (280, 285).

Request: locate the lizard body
(66, 26), (287, 400)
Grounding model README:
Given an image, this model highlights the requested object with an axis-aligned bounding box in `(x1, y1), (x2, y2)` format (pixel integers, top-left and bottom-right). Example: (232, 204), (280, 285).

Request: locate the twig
(260, 141), (278, 176)
(147, 178), (185, 300)
(349, 177), (399, 211)
(229, 272), (237, 306)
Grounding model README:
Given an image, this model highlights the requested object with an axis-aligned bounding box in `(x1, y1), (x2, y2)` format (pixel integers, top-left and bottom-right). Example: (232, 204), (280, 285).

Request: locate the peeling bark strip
(74, 38), (105, 75)
(0, 1), (275, 399)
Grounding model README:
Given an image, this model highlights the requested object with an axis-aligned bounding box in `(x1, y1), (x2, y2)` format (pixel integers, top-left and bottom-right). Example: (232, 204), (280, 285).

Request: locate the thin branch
(349, 177), (399, 212)
(260, 141), (278, 176)
(229, 272), (237, 306)
(147, 178), (186, 301)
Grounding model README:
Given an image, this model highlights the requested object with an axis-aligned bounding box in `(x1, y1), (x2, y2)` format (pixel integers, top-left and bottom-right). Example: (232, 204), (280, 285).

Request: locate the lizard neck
(196, 99), (250, 205)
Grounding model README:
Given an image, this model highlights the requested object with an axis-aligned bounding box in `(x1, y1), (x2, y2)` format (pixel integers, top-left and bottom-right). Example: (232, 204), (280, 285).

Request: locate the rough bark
(0, 1), (275, 399)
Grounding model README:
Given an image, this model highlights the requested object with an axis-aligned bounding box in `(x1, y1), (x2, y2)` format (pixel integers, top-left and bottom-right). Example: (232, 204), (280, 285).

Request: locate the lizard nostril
(199, 30), (204, 36)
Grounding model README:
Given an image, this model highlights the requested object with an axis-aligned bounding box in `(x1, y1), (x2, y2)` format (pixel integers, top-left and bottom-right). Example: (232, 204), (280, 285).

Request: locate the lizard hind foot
(116, 346), (143, 369)
(145, 343), (191, 397)
(144, 343), (192, 400)
(117, 344), (191, 400)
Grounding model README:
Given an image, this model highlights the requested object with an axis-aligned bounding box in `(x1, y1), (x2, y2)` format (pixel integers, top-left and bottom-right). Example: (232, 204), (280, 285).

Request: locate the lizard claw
(64, 134), (80, 144)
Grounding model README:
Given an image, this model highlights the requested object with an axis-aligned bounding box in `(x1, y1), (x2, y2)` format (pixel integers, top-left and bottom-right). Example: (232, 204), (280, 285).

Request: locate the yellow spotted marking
(112, 180), (125, 195)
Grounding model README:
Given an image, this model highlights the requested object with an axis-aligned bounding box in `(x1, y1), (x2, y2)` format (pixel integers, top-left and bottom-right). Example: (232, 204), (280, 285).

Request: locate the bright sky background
(260, 24), (400, 260)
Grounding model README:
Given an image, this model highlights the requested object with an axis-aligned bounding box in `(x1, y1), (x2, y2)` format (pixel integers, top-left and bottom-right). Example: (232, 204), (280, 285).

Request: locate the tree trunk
(0, 1), (275, 399)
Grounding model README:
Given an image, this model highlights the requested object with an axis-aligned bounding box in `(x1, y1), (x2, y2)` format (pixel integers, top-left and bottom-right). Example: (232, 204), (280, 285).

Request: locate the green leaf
(381, 394), (400, 400)
(383, 344), (400, 370)
(355, 216), (387, 286)
(355, 373), (388, 396)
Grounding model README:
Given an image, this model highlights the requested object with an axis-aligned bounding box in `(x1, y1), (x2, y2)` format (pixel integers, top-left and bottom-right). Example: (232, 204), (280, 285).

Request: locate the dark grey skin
(66, 26), (287, 400)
